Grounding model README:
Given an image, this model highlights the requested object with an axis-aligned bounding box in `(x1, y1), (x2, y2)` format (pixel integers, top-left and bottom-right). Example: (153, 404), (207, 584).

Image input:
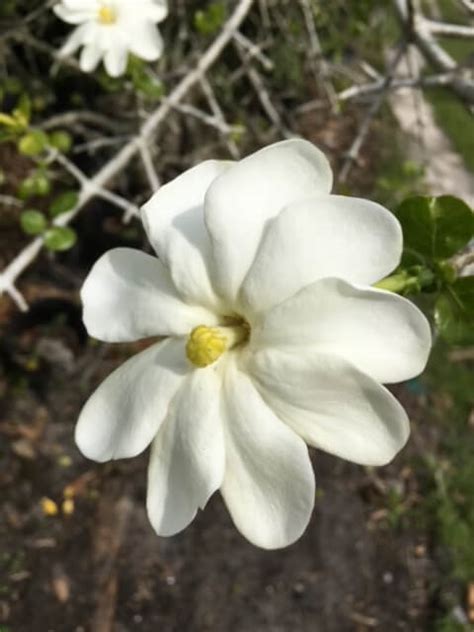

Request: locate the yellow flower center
(186, 323), (249, 368)
(97, 4), (117, 25)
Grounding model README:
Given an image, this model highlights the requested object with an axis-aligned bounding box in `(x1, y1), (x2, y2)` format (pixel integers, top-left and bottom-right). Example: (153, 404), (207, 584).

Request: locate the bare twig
(338, 46), (406, 184)
(393, 0), (474, 103)
(232, 32), (274, 71)
(339, 71), (460, 101)
(425, 19), (474, 38)
(0, 194), (22, 208)
(234, 39), (291, 138)
(41, 111), (130, 133)
(138, 141), (161, 193)
(200, 76), (241, 158)
(298, 0), (338, 110)
(458, 0), (474, 14)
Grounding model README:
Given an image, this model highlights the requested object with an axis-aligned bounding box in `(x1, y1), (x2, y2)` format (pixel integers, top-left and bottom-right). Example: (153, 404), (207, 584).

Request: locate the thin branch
(232, 32), (274, 71)
(166, 101), (236, 134)
(338, 46), (406, 184)
(458, 0), (474, 14)
(425, 19), (474, 38)
(338, 71), (460, 101)
(298, 0), (338, 110)
(234, 40), (291, 137)
(200, 76), (241, 158)
(393, 0), (474, 103)
(0, 194), (22, 208)
(41, 111), (130, 133)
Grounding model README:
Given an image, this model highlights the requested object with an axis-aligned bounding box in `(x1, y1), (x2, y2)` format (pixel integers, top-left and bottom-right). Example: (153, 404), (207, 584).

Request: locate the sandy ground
(389, 46), (474, 205)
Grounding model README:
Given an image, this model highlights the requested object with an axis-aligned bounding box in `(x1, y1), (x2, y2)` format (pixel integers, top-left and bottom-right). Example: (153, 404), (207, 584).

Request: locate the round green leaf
(19, 172), (51, 199)
(34, 173), (51, 197)
(194, 2), (226, 35)
(435, 277), (474, 346)
(49, 130), (73, 153)
(396, 195), (474, 261)
(18, 176), (36, 200)
(18, 129), (49, 156)
(20, 210), (47, 236)
(49, 191), (79, 218)
(44, 226), (77, 252)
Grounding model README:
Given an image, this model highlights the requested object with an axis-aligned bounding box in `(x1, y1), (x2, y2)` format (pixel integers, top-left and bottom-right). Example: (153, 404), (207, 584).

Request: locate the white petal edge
(82, 248), (219, 343)
(142, 160), (233, 310)
(241, 194), (402, 313)
(204, 139), (333, 307)
(128, 22), (164, 61)
(146, 1), (168, 22)
(54, 5), (96, 24)
(80, 43), (102, 73)
(249, 348), (410, 466)
(252, 277), (432, 384)
(147, 367), (225, 536)
(220, 358), (315, 549)
(57, 23), (89, 56)
(76, 338), (188, 462)
(104, 41), (128, 77)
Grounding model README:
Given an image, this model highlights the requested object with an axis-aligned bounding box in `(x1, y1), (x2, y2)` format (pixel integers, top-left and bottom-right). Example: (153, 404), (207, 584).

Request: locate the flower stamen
(97, 4), (117, 25)
(186, 324), (248, 368)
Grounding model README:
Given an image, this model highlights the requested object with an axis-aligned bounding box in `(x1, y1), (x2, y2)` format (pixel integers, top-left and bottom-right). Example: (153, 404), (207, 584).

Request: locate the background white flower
(77, 139), (432, 549)
(54, 0), (168, 77)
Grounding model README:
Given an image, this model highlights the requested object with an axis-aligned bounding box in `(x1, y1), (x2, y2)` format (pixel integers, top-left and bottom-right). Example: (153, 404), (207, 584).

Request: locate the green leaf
(435, 277), (474, 345)
(43, 226), (77, 252)
(194, 2), (226, 35)
(128, 56), (164, 100)
(49, 191), (78, 218)
(0, 113), (18, 128)
(18, 129), (49, 156)
(396, 195), (474, 261)
(20, 210), (47, 236)
(13, 94), (31, 123)
(18, 172), (51, 199)
(48, 130), (73, 153)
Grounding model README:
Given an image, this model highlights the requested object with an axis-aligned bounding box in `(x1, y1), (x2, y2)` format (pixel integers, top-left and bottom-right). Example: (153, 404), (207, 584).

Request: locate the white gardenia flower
(54, 0), (167, 77)
(77, 139), (432, 549)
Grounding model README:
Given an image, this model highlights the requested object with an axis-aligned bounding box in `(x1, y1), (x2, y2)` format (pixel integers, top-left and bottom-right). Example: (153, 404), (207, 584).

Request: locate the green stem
(374, 267), (435, 295)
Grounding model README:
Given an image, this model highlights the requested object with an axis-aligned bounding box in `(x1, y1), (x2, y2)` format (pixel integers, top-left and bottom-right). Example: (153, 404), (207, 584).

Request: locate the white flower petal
(104, 40), (128, 77)
(79, 42), (102, 72)
(147, 367), (225, 536)
(82, 248), (218, 342)
(250, 348), (410, 466)
(54, 5), (96, 24)
(128, 22), (163, 60)
(146, 1), (168, 22)
(76, 338), (188, 462)
(57, 23), (90, 56)
(253, 277), (431, 384)
(241, 194), (402, 313)
(220, 359), (315, 549)
(120, 0), (168, 23)
(204, 139), (333, 306)
(142, 160), (233, 310)
(62, 0), (97, 9)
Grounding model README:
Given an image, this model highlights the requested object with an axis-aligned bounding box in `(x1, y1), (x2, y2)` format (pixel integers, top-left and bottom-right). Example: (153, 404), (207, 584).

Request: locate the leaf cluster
(20, 192), (78, 252)
(395, 196), (474, 345)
